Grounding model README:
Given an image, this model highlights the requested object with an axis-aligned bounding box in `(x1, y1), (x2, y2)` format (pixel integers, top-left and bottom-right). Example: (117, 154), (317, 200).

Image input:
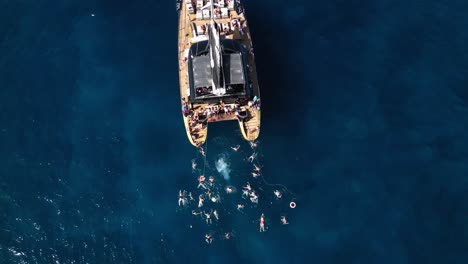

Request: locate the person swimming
(231, 145), (240, 151)
(280, 216), (289, 225)
(251, 172), (260, 178)
(247, 153), (257, 163)
(197, 175), (207, 189)
(259, 213), (265, 232)
(178, 190), (188, 206)
(274, 190), (282, 199)
(198, 194), (204, 208)
(191, 159), (197, 171)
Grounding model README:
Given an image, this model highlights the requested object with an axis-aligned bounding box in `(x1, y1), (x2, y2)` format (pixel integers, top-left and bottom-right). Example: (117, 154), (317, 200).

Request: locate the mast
(208, 1), (225, 95)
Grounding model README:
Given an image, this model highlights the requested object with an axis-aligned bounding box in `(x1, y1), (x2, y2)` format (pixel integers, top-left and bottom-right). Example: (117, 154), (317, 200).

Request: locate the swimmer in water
(188, 192), (194, 201)
(197, 175), (207, 189)
(247, 153), (257, 163)
(224, 232), (231, 240)
(231, 145), (240, 151)
(242, 189), (250, 198)
(250, 191), (259, 204)
(208, 176), (215, 186)
(252, 172), (260, 178)
(249, 141), (257, 149)
(198, 147), (206, 156)
(191, 159), (197, 171)
(213, 210), (219, 220)
(225, 186), (234, 194)
(253, 164), (262, 172)
(198, 194), (204, 208)
(280, 216), (289, 225)
(274, 190), (282, 199)
(237, 204), (244, 211)
(178, 190), (187, 206)
(205, 233), (213, 244)
(259, 213), (265, 232)
(210, 194), (220, 203)
(192, 210), (202, 216)
(204, 210), (212, 224)
(243, 182), (252, 192)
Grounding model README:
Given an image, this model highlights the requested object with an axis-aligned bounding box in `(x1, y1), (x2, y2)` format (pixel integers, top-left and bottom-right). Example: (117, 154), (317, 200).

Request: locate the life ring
(289, 202), (296, 209)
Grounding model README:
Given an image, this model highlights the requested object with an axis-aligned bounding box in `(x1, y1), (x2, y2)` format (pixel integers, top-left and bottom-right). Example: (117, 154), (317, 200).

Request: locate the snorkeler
(247, 153), (257, 163)
(280, 216), (289, 225)
(178, 190), (188, 206)
(274, 190), (282, 199)
(259, 213), (265, 232)
(198, 194), (204, 208)
(231, 145), (240, 151)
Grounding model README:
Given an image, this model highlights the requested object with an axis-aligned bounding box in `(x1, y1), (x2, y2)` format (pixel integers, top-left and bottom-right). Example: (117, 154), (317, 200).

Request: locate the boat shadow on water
(244, 2), (309, 139)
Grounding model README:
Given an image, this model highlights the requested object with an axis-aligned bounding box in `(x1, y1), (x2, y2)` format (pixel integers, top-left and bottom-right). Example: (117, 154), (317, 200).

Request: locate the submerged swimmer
(178, 190), (188, 206)
(213, 210), (219, 220)
(198, 147), (206, 156)
(231, 145), (240, 151)
(274, 190), (282, 199)
(280, 216), (289, 225)
(188, 192), (194, 201)
(237, 204), (244, 211)
(259, 213), (265, 232)
(191, 159), (197, 170)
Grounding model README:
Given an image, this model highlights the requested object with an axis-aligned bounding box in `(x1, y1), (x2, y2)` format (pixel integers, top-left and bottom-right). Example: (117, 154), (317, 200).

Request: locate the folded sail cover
(192, 53), (245, 88)
(188, 39), (249, 101)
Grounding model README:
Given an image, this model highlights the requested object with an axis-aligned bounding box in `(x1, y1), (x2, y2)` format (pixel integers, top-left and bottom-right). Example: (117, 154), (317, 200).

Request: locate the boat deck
(178, 0), (260, 146)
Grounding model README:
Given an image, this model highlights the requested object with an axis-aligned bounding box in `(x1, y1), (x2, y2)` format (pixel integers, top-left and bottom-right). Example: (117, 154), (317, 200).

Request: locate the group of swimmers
(179, 139), (294, 244)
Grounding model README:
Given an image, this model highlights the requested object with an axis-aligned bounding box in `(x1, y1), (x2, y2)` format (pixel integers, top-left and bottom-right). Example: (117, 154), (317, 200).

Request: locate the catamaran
(176, 0), (261, 147)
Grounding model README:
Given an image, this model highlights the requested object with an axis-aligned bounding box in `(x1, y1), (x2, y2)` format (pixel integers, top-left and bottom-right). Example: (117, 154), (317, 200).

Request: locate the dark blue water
(1, 0), (468, 263)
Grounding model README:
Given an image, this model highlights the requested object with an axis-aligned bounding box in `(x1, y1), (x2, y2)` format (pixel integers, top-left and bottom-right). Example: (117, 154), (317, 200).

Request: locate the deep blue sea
(1, 0), (468, 263)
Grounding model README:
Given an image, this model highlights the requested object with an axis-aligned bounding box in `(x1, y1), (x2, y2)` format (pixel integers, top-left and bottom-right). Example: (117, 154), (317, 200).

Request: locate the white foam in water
(215, 155), (231, 180)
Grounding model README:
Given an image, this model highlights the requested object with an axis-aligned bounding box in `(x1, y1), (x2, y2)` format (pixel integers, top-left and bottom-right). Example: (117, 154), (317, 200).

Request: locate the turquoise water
(1, 0), (468, 263)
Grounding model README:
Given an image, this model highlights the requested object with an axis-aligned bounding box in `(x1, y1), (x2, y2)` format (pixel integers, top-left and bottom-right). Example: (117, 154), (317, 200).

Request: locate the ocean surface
(1, 0), (468, 263)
